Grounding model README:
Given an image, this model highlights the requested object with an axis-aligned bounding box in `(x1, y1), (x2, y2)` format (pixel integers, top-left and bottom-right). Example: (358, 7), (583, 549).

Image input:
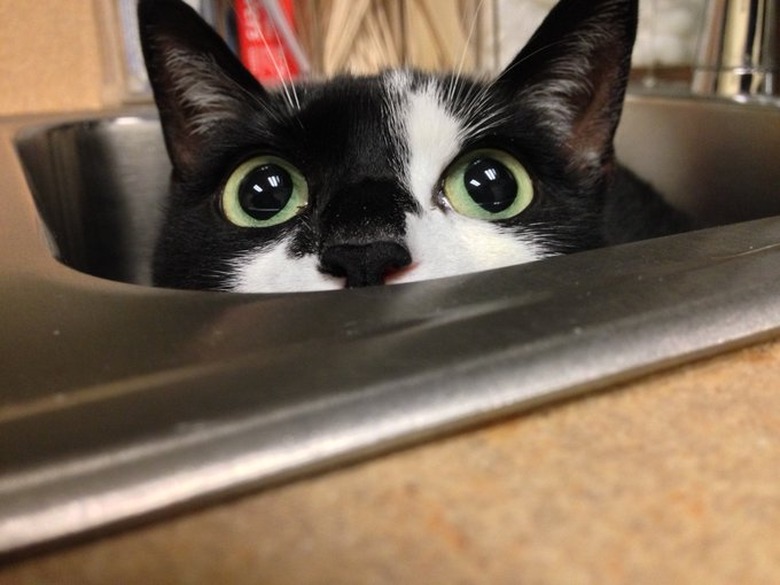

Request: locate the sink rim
(3, 94), (780, 556)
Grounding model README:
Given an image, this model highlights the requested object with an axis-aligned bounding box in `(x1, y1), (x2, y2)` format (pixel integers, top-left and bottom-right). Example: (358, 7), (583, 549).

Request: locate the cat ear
(496, 0), (637, 179)
(137, 0), (267, 177)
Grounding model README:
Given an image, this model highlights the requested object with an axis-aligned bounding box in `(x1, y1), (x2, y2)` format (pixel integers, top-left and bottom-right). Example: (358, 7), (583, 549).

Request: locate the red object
(235, 0), (299, 84)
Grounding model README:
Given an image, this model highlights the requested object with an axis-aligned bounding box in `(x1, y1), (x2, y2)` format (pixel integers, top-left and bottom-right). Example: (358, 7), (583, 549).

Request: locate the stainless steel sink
(2, 92), (780, 556)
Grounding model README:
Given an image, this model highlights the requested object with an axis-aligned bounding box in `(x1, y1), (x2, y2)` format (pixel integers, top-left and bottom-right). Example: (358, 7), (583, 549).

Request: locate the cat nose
(319, 242), (412, 288)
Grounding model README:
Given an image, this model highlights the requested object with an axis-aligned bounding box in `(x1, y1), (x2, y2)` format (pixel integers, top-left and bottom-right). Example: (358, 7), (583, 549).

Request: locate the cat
(138, 0), (689, 293)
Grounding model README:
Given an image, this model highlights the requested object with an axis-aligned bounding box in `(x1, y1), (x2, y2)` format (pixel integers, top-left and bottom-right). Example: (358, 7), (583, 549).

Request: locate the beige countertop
(3, 336), (780, 583)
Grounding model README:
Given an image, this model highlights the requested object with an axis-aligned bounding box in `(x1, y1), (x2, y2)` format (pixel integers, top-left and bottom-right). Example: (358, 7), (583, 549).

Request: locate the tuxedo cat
(138, 0), (688, 292)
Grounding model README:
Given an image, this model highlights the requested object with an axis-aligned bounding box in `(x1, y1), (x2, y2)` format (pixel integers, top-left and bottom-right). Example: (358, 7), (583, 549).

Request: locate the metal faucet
(692, 0), (779, 102)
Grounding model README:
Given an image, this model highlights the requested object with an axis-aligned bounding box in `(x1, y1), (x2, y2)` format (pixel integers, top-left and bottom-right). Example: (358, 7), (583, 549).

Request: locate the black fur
(138, 0), (689, 291)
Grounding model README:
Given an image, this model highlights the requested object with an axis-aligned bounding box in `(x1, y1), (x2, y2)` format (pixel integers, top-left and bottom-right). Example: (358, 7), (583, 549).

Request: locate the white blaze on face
(228, 239), (343, 293)
(404, 80), (462, 208)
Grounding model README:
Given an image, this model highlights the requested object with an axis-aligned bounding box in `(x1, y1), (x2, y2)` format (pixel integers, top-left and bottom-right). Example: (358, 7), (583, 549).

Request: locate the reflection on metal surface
(693, 0), (779, 102)
(1, 93), (780, 556)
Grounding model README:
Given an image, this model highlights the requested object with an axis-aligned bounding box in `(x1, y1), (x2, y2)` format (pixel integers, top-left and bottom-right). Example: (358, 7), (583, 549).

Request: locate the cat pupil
(239, 164), (293, 220)
(463, 158), (518, 213)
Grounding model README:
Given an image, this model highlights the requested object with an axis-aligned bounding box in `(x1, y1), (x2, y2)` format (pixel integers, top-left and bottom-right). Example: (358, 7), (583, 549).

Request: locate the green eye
(222, 155), (308, 228)
(441, 149), (533, 220)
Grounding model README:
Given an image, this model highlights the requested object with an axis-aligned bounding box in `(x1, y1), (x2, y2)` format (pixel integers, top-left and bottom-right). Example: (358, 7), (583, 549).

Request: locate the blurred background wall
(0, 0), (705, 117)
(0, 0), (104, 115)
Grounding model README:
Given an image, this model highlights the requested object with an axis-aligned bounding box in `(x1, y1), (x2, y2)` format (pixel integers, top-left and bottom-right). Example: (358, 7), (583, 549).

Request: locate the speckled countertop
(4, 336), (780, 584)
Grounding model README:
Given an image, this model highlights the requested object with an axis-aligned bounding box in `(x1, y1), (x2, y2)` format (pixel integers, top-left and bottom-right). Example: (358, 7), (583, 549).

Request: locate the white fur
(393, 212), (548, 285)
(404, 80), (462, 206)
(228, 238), (342, 293)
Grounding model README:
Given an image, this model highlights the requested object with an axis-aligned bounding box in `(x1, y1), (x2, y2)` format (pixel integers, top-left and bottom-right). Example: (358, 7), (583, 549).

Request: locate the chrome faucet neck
(692, 0), (779, 102)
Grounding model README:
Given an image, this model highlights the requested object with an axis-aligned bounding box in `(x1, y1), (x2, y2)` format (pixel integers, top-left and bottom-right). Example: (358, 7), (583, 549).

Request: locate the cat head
(138, 0), (638, 292)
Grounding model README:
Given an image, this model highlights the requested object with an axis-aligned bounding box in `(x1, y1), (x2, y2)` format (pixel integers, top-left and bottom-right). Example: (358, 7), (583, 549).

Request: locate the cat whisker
(451, 79), (506, 141)
(460, 112), (509, 141)
(465, 84), (494, 119)
(264, 3), (302, 111)
(246, 0), (300, 111)
(494, 38), (572, 83)
(454, 37), (584, 137)
(446, 0), (486, 106)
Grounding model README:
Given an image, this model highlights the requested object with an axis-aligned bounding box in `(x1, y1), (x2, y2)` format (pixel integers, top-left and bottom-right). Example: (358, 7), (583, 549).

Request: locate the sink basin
(2, 92), (780, 556)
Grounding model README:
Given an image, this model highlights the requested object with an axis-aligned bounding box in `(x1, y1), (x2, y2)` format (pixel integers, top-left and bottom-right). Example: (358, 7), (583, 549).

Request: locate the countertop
(3, 335), (779, 584)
